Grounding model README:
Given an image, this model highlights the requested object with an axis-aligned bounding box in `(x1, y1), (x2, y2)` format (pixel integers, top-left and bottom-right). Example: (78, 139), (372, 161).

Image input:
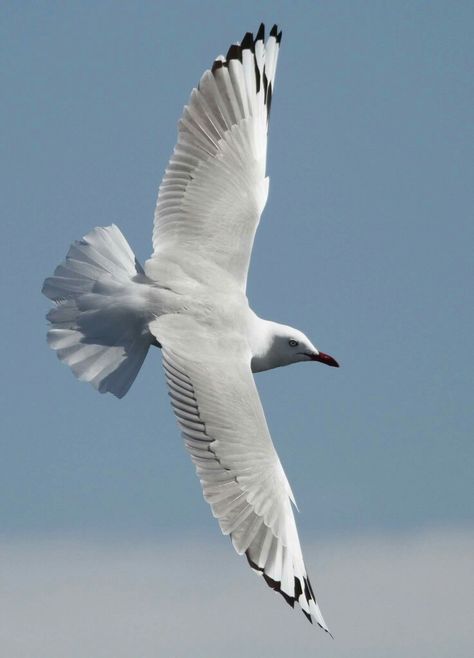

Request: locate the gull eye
(288, 339), (298, 347)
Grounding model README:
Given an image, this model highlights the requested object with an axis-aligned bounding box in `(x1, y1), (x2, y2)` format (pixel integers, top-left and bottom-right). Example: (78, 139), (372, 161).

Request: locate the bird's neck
(248, 316), (285, 373)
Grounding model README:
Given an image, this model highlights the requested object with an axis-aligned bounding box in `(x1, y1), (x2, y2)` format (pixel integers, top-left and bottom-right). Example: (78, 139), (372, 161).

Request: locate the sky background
(1, 1), (473, 656)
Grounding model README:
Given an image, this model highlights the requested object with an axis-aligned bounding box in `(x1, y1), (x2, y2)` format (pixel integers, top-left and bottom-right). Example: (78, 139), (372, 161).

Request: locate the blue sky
(1, 1), (473, 654)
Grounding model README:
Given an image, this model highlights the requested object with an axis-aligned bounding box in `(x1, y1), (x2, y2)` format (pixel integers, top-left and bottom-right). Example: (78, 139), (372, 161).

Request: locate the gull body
(43, 24), (338, 632)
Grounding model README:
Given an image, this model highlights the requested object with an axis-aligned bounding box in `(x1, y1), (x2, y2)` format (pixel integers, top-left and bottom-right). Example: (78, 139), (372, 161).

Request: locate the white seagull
(43, 24), (339, 633)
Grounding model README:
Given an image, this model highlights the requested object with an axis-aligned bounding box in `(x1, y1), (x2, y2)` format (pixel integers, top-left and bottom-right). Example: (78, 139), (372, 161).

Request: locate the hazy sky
(1, 2), (473, 655)
(2, 529), (473, 658)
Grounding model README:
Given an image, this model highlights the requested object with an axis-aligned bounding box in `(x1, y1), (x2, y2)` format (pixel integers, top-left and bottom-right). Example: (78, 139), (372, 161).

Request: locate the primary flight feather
(42, 23), (339, 633)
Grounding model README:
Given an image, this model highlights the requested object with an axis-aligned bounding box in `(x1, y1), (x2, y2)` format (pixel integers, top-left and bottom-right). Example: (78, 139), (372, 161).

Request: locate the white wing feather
(150, 314), (330, 632)
(146, 25), (281, 291)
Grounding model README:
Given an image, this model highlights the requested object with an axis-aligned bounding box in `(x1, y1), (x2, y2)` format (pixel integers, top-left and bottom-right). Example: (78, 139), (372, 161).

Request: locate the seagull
(42, 23), (339, 633)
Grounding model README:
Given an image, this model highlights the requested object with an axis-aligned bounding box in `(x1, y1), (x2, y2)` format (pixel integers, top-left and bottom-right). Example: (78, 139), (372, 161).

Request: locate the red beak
(309, 351), (339, 368)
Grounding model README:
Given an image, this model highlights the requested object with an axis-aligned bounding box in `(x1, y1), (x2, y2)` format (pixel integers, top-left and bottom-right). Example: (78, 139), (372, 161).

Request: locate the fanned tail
(42, 225), (153, 398)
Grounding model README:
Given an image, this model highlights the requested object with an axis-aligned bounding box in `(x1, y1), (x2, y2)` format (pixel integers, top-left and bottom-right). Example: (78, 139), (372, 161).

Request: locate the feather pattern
(42, 225), (153, 398)
(147, 25), (281, 291)
(150, 314), (330, 632)
(42, 23), (334, 633)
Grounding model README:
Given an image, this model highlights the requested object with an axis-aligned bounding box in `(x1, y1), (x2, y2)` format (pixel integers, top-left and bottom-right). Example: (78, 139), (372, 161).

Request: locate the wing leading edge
(147, 24), (282, 291)
(150, 314), (330, 632)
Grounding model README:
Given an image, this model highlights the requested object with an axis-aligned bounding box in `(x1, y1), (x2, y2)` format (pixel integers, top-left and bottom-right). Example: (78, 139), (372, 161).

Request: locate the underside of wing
(146, 24), (282, 291)
(150, 314), (330, 632)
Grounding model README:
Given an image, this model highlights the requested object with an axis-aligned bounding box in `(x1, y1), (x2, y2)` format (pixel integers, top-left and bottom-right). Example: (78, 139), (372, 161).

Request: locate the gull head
(251, 321), (339, 373)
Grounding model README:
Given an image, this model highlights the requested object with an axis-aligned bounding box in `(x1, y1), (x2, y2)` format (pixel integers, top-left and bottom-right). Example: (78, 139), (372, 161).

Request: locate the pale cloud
(1, 527), (473, 658)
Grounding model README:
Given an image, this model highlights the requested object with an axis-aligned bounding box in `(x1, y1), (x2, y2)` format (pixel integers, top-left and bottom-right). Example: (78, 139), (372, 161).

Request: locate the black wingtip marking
(303, 609), (313, 624)
(262, 572), (278, 590)
(305, 576), (316, 602)
(246, 555), (297, 610)
(294, 577), (303, 601)
(303, 577), (314, 602)
(254, 58), (261, 93)
(270, 24), (278, 38)
(245, 556), (320, 626)
(256, 23), (264, 41)
(323, 626), (335, 639)
(246, 554), (263, 573)
(278, 588), (295, 608)
(212, 59), (224, 73)
(226, 43), (242, 62)
(277, 30), (282, 44)
(263, 573), (297, 609)
(267, 83), (273, 117)
(241, 31), (254, 52)
(281, 591), (296, 608)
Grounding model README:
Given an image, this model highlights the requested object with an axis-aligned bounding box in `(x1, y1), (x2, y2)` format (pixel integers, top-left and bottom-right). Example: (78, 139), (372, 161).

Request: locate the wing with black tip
(150, 314), (331, 632)
(147, 24), (282, 291)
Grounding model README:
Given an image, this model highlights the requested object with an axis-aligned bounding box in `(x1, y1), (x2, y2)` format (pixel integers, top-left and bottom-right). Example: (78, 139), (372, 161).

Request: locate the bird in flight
(43, 23), (339, 633)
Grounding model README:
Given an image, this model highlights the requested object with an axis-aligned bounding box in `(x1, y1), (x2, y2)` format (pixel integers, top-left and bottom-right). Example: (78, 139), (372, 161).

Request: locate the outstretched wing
(146, 24), (281, 291)
(150, 314), (330, 632)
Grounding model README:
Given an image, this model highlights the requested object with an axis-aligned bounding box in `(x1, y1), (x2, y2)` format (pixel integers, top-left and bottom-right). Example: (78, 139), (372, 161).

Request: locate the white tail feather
(42, 225), (153, 398)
